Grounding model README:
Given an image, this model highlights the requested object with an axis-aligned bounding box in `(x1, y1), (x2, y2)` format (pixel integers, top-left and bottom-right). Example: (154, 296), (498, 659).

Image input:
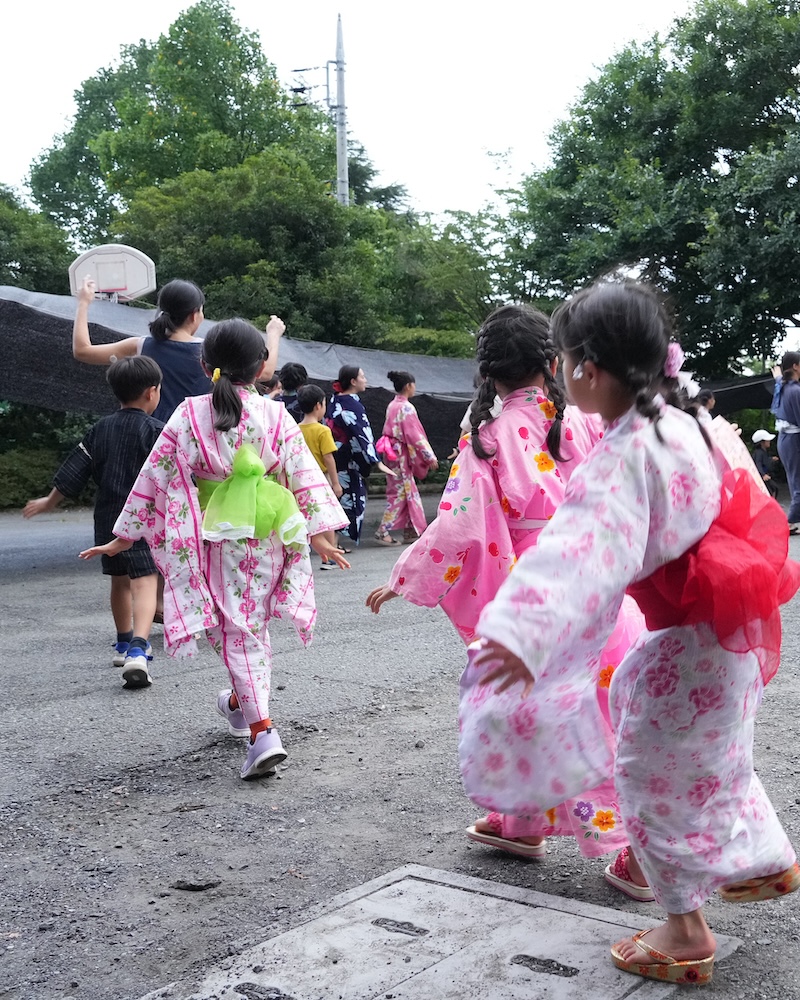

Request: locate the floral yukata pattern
(326, 392), (380, 544)
(378, 395), (437, 537)
(474, 402), (797, 910)
(389, 388), (642, 856)
(114, 388), (348, 725)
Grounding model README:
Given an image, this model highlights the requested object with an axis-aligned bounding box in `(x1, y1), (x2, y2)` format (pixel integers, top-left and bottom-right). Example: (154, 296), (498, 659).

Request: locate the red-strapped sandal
(465, 811), (546, 859)
(603, 847), (656, 902)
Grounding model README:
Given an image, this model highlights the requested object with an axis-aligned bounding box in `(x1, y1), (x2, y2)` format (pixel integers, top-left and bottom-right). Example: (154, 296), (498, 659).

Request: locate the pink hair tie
(664, 342), (685, 379)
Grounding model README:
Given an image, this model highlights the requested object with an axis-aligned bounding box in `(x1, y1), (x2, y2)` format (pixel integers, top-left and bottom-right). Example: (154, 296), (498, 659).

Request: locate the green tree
(115, 148), (389, 344)
(501, 0), (800, 376)
(0, 186), (73, 292)
(30, 0), (335, 244)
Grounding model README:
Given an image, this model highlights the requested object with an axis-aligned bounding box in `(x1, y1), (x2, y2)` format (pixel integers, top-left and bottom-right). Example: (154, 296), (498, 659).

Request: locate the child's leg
(109, 575), (132, 634)
(130, 573), (157, 645)
(204, 536), (281, 733)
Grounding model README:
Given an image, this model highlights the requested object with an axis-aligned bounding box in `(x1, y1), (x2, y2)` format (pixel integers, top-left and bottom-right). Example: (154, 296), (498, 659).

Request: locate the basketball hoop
(69, 245), (156, 302)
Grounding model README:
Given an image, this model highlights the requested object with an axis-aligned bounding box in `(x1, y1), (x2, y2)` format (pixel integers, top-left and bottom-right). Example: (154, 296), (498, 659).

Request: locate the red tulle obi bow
(627, 469), (800, 685)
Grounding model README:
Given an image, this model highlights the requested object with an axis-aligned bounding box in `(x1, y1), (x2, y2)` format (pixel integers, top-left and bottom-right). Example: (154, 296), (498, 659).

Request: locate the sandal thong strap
(632, 930), (677, 965)
(483, 811), (503, 836)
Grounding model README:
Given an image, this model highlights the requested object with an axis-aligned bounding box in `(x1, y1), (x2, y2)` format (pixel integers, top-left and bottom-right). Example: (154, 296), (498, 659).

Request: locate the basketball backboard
(69, 244), (156, 301)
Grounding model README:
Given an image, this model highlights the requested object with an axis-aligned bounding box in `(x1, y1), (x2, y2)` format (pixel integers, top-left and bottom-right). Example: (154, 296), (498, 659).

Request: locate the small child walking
(80, 320), (349, 780)
(24, 356), (164, 688)
(473, 281), (799, 985)
(297, 384), (344, 570)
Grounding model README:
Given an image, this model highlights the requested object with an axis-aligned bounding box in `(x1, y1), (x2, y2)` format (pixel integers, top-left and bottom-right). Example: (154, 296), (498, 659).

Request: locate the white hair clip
(571, 362), (584, 380)
(677, 371), (700, 398)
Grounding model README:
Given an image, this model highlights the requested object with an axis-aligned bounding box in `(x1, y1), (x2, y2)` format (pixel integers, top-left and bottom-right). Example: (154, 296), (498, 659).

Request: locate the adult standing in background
(771, 352), (800, 533)
(375, 370), (438, 545)
(326, 365), (382, 548)
(72, 276), (285, 421)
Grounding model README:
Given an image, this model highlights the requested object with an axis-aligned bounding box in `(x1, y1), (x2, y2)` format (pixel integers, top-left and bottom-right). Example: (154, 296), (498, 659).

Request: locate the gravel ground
(1, 499), (799, 1000)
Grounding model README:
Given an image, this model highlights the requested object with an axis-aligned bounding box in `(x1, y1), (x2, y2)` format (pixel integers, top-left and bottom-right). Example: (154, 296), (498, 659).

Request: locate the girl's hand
(79, 537), (133, 560)
(78, 275), (97, 305)
(333, 482), (343, 498)
(365, 585), (398, 613)
(475, 640), (535, 697)
(377, 461), (398, 478)
(310, 533), (350, 568)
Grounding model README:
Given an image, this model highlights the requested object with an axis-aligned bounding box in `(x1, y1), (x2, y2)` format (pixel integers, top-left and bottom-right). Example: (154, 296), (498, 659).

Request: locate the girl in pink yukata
(473, 281), (800, 986)
(375, 370), (438, 545)
(80, 320), (349, 781)
(366, 304), (645, 869)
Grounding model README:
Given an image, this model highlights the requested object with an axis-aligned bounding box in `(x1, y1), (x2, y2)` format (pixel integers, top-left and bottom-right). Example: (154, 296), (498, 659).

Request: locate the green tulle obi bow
(196, 444), (307, 545)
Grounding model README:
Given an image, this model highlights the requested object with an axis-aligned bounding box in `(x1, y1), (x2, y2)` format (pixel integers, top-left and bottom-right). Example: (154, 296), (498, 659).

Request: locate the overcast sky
(3, 1), (696, 216)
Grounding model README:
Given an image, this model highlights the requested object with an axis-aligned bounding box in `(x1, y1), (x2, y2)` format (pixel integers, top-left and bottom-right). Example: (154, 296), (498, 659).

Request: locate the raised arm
(260, 315), (286, 381)
(72, 276), (140, 365)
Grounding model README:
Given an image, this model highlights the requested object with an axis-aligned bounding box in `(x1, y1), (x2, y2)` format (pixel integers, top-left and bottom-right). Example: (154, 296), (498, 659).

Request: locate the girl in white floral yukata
(80, 320), (349, 780)
(471, 281), (800, 986)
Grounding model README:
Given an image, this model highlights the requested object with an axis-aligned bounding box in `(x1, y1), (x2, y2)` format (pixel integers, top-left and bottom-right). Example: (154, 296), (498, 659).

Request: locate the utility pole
(330, 15), (349, 206)
(291, 17), (350, 206)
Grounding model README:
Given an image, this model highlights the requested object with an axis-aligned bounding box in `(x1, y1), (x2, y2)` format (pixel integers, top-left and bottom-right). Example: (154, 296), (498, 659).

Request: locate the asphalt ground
(1, 495), (799, 999)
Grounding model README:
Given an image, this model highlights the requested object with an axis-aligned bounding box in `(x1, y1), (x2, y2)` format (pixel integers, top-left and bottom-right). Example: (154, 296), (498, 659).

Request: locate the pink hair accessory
(664, 342), (685, 379)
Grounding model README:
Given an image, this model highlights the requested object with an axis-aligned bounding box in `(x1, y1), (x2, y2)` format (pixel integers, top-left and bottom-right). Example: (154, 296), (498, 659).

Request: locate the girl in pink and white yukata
(473, 281), (800, 986)
(81, 320), (349, 781)
(367, 304), (645, 869)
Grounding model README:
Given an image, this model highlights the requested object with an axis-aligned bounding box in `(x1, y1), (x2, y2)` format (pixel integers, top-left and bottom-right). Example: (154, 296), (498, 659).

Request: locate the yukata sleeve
(277, 408), (348, 535)
(349, 399), (380, 474)
(113, 408), (216, 657)
(53, 426), (95, 499)
(389, 450), (514, 643)
(399, 402), (436, 464)
(478, 448), (650, 680)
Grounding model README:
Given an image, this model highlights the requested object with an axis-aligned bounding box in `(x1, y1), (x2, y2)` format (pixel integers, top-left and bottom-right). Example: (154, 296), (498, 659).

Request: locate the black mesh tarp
(0, 286), (477, 458)
(0, 286), (776, 458)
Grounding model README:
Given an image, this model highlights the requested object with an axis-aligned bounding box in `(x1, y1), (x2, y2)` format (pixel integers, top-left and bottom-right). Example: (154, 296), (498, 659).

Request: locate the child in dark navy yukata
(24, 356), (165, 688)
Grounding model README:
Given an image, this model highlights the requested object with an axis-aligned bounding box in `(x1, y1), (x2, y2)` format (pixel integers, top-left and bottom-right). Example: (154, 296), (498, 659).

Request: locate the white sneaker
(122, 647), (153, 688)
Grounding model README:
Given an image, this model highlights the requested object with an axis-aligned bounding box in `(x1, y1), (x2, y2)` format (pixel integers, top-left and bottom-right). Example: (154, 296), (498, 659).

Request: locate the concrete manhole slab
(143, 864), (741, 999)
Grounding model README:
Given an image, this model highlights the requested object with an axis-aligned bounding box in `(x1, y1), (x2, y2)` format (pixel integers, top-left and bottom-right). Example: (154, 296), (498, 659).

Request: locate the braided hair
(470, 304), (566, 461)
(202, 319), (268, 431)
(551, 280), (671, 431)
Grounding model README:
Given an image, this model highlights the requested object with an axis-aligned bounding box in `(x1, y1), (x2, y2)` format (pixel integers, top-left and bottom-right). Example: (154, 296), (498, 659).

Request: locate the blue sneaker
(122, 647), (153, 688)
(112, 640), (153, 667)
(112, 641), (129, 667)
(240, 728), (287, 780)
(216, 690), (250, 738)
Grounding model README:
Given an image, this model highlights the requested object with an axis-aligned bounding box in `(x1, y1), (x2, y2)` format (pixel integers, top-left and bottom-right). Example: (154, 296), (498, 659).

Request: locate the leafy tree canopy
(501, 0), (800, 376)
(0, 185), (73, 293)
(29, 0), (370, 245)
(115, 149), (493, 347)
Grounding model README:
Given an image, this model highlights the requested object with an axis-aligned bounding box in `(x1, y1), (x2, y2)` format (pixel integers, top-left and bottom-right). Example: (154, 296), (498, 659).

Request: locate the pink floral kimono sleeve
(113, 417), (217, 658)
(394, 400), (436, 479)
